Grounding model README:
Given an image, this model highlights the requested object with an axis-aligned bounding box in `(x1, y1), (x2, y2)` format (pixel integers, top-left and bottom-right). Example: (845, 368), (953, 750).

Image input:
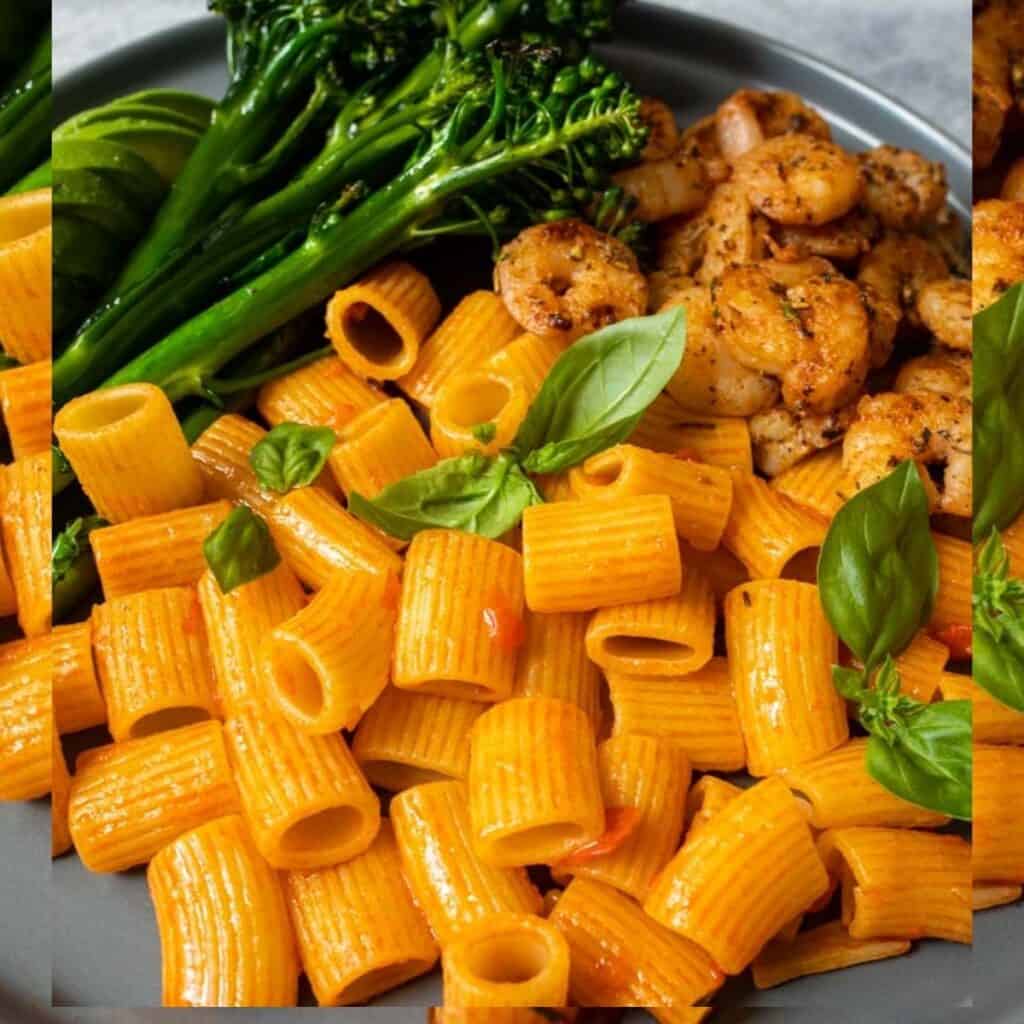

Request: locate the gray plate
(9, 4), (1015, 1021)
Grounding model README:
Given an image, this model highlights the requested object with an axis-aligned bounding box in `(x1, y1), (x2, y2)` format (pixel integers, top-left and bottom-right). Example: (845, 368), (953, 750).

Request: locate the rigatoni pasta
(0, 638), (50, 800)
(51, 621), (107, 735)
(771, 446), (853, 521)
(1, 451), (51, 636)
(972, 745), (1024, 884)
(929, 531), (972, 632)
(148, 815), (298, 1007)
(940, 673), (1024, 744)
(190, 413), (278, 513)
(0, 360), (50, 459)
(0, 188), (51, 363)
(431, 368), (531, 459)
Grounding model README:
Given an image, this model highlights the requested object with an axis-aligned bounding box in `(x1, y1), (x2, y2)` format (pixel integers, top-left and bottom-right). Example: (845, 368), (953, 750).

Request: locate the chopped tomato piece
(931, 624), (972, 661)
(380, 571), (402, 613)
(674, 446), (704, 463)
(556, 806), (641, 868)
(482, 591), (525, 651)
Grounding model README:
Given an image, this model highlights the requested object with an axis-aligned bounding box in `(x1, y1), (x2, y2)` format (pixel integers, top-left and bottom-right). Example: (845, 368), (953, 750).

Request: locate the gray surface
(11, 3), (1011, 1021)
(53, 0), (970, 146)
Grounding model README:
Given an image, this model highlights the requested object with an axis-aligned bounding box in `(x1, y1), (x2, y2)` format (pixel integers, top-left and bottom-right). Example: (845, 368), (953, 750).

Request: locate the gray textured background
(54, 0), (970, 146)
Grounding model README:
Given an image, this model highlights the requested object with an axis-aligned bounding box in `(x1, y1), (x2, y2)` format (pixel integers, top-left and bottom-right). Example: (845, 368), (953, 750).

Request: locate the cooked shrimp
(858, 146), (947, 231)
(915, 278), (971, 351)
(857, 281), (901, 368)
(694, 180), (771, 284)
(749, 404), (855, 477)
(613, 152), (708, 222)
(769, 208), (878, 263)
(715, 89), (830, 161)
(660, 283), (779, 416)
(646, 268), (693, 312)
(494, 220), (647, 341)
(733, 134), (863, 226)
(925, 207), (969, 278)
(857, 234), (948, 325)
(679, 113), (731, 185)
(714, 258), (871, 414)
(656, 213), (706, 279)
(895, 349), (972, 398)
(973, 199), (1024, 312)
(1002, 157), (1024, 200)
(973, 0), (1024, 169)
(639, 97), (680, 161)
(843, 391), (971, 517)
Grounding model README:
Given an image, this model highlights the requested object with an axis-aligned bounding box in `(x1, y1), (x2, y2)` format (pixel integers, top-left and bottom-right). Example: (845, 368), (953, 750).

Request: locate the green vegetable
(203, 505), (281, 593)
(817, 461), (937, 673)
(350, 452), (542, 541)
(514, 308), (686, 474)
(0, 25), (51, 194)
(250, 422), (336, 494)
(51, 515), (108, 623)
(973, 282), (1024, 540)
(472, 422), (497, 445)
(51, 445), (73, 494)
(973, 530), (1024, 712)
(7, 158), (49, 194)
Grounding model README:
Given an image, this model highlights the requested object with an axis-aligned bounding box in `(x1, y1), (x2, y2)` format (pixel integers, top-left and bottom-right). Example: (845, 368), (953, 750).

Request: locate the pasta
(770, 446), (854, 521)
(0, 638), (51, 800)
(1, 451), (51, 636)
(972, 745), (1024, 884)
(190, 413), (279, 513)
(225, 708), (380, 870)
(683, 775), (742, 844)
(522, 495), (681, 612)
(285, 821), (438, 1005)
(940, 673), (1024, 744)
(630, 396), (753, 472)
(431, 367), (531, 459)
(52, 621), (107, 734)
(54, 383), (205, 523)
(724, 579), (847, 775)
(148, 815), (298, 1006)
(442, 913), (570, 1007)
(69, 721), (240, 873)
(394, 530), (524, 701)
(929, 532), (972, 632)
(0, 188), (51, 363)
(468, 698), (605, 867)
(0, 360), (50, 459)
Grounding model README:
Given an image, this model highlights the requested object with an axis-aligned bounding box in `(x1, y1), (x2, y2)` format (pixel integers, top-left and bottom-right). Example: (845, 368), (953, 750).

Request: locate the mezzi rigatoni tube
(1, 451), (51, 636)
(148, 815), (299, 1007)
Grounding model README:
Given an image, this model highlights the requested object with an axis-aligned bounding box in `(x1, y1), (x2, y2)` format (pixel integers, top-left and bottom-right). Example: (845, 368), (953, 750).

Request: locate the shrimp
(973, 0), (1024, 169)
(973, 199), (1024, 312)
(858, 146), (947, 232)
(656, 213), (706, 279)
(715, 89), (830, 161)
(679, 114), (731, 185)
(494, 220), (647, 342)
(613, 152), (707, 223)
(915, 278), (971, 351)
(660, 283), (779, 416)
(733, 134), (863, 226)
(1002, 156), (1024, 200)
(843, 391), (971, 517)
(895, 350), (972, 398)
(749, 404), (855, 477)
(857, 234), (948, 326)
(714, 258), (871, 414)
(646, 268), (693, 312)
(694, 180), (771, 284)
(769, 208), (878, 263)
(857, 281), (901, 368)
(639, 97), (680, 161)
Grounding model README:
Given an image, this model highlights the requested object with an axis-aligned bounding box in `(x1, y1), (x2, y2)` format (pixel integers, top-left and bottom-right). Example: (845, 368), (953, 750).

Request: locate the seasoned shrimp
(660, 283), (779, 416)
(694, 180), (771, 284)
(973, 199), (1024, 312)
(613, 152), (707, 222)
(733, 134), (863, 226)
(714, 258), (871, 414)
(973, 0), (1024, 169)
(715, 89), (830, 161)
(843, 391), (971, 517)
(858, 146), (947, 232)
(646, 268), (693, 312)
(857, 234), (948, 325)
(769, 208), (878, 263)
(679, 113), (731, 185)
(494, 220), (647, 341)
(656, 212), (706, 279)
(857, 280), (901, 368)
(895, 349), (972, 398)
(639, 97), (680, 161)
(915, 278), (971, 351)
(749, 404), (855, 477)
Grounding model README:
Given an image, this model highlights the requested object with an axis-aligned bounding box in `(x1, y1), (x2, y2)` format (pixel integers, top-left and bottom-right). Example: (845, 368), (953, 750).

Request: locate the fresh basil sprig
(974, 283), (1024, 540)
(818, 460), (937, 673)
(52, 515), (108, 586)
(513, 307), (686, 474)
(817, 462), (970, 820)
(350, 453), (541, 541)
(974, 529), (1024, 712)
(203, 506), (281, 593)
(250, 422), (336, 494)
(351, 310), (687, 540)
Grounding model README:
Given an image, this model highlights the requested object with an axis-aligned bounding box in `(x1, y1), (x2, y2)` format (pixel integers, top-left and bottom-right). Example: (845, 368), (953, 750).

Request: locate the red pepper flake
(481, 590), (525, 651)
(380, 571), (402, 613)
(931, 623), (972, 661)
(555, 806), (641, 868)
(183, 588), (203, 635)
(673, 446), (704, 463)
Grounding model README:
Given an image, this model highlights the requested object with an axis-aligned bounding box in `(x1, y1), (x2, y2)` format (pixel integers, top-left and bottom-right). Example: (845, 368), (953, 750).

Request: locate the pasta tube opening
(129, 705), (212, 740)
(431, 370), (529, 457)
(343, 303), (405, 367)
(266, 639), (327, 722)
(602, 635), (693, 662)
(488, 823), (591, 864)
(278, 805), (366, 856)
(56, 386), (150, 434)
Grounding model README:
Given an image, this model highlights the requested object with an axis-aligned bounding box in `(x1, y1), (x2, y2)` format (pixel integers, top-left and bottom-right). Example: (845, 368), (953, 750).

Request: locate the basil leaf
(349, 452), (542, 541)
(472, 422), (497, 445)
(52, 445), (74, 493)
(865, 700), (972, 821)
(817, 461), (937, 673)
(203, 506), (281, 593)
(831, 665), (867, 702)
(974, 283), (1024, 539)
(51, 515), (108, 586)
(249, 422), (336, 494)
(973, 530), (1024, 711)
(515, 308), (686, 474)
